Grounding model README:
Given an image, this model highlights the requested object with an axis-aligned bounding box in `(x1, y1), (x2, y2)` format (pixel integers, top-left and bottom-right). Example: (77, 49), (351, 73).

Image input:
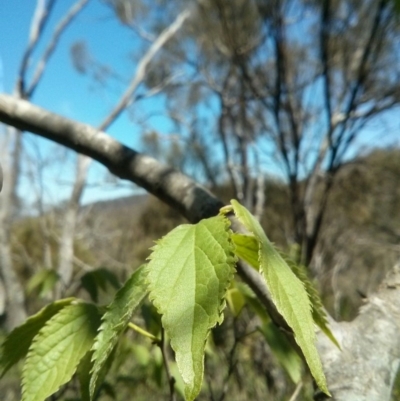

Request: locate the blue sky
(1, 1), (399, 210)
(0, 0), (175, 207)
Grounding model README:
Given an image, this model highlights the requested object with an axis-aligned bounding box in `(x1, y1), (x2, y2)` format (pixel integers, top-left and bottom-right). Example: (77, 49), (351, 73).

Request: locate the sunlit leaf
(147, 215), (236, 401)
(231, 233), (259, 268)
(233, 231), (340, 349)
(90, 265), (148, 397)
(284, 257), (340, 349)
(170, 361), (187, 399)
(226, 285), (245, 317)
(22, 302), (101, 401)
(227, 200), (329, 395)
(0, 298), (75, 378)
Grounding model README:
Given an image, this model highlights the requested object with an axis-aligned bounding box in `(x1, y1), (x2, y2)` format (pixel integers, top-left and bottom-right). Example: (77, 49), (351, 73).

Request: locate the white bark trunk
(317, 264), (400, 400)
(56, 154), (91, 296)
(0, 128), (27, 329)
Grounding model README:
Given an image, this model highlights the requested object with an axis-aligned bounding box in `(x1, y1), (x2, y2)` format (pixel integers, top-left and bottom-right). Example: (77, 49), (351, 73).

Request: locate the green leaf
(0, 298), (75, 378)
(226, 285), (245, 317)
(233, 232), (340, 350)
(27, 269), (59, 298)
(141, 302), (162, 337)
(231, 233), (259, 268)
(90, 265), (148, 398)
(169, 361), (187, 400)
(147, 215), (236, 401)
(260, 322), (303, 384)
(79, 347), (117, 401)
(81, 268), (121, 303)
(22, 302), (101, 401)
(227, 200), (330, 395)
(235, 282), (270, 323)
(77, 351), (93, 401)
(284, 257), (340, 349)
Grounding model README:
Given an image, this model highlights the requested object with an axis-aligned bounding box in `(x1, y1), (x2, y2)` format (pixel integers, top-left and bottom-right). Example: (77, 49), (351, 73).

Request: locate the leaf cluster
(0, 201), (337, 400)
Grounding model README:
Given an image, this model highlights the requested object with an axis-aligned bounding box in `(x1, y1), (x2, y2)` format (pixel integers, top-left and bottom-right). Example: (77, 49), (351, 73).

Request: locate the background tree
(0, 0), (400, 400)
(133, 0), (400, 267)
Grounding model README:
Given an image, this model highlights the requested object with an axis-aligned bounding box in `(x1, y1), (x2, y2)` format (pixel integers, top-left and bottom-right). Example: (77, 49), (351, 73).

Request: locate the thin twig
(159, 327), (176, 401)
(98, 7), (192, 132)
(288, 381), (303, 401)
(18, 0), (57, 95)
(27, 0), (90, 97)
(217, 318), (241, 401)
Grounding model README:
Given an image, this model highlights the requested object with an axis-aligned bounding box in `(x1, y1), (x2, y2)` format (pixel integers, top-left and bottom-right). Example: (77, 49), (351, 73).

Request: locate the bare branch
(329, 0), (389, 169)
(18, 0), (57, 95)
(27, 0), (91, 97)
(0, 94), (222, 223)
(319, 0), (333, 147)
(98, 7), (192, 131)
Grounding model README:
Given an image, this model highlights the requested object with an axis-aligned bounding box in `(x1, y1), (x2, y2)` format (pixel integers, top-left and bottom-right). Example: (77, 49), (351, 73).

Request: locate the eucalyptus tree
(125, 0), (400, 267)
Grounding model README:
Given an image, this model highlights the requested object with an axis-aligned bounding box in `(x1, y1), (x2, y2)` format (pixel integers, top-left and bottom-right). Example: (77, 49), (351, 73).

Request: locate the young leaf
(284, 257), (340, 349)
(147, 215), (236, 401)
(0, 298), (75, 378)
(228, 200), (330, 395)
(78, 347), (117, 401)
(231, 233), (259, 268)
(226, 286), (245, 317)
(22, 302), (101, 401)
(90, 265), (148, 398)
(233, 232), (340, 349)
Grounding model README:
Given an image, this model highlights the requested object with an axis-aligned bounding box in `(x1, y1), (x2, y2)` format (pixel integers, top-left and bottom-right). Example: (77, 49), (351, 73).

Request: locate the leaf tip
(219, 204), (233, 215)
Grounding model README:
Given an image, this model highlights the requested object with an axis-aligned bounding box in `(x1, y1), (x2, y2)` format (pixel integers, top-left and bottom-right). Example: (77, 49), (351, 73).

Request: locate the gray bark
(55, 7), (191, 296)
(0, 95), (223, 223)
(316, 265), (400, 401)
(56, 154), (90, 297)
(0, 94), (399, 400)
(0, 128), (27, 329)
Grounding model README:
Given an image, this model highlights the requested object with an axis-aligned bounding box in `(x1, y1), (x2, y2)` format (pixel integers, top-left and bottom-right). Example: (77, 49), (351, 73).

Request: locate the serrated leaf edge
(146, 216), (236, 400)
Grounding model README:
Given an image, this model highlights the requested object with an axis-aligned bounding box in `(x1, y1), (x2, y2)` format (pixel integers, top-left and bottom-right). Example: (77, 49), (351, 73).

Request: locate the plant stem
(128, 322), (160, 343)
(160, 327), (176, 401)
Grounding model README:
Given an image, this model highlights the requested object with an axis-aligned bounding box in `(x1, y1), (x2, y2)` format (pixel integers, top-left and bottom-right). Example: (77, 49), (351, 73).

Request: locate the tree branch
(18, 0), (57, 96)
(2, 94), (400, 401)
(0, 94), (222, 224)
(98, 7), (192, 131)
(27, 0), (90, 98)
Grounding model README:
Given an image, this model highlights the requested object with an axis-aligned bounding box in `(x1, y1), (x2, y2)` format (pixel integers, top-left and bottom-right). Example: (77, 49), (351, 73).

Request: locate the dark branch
(0, 94), (221, 224)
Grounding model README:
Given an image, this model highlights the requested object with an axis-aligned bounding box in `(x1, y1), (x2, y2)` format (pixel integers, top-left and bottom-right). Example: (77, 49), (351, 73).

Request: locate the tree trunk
(0, 129), (26, 329)
(56, 155), (90, 297)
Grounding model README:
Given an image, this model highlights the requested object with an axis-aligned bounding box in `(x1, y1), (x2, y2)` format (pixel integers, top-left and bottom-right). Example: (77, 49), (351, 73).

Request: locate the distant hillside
(81, 193), (149, 216)
(11, 148), (399, 321)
